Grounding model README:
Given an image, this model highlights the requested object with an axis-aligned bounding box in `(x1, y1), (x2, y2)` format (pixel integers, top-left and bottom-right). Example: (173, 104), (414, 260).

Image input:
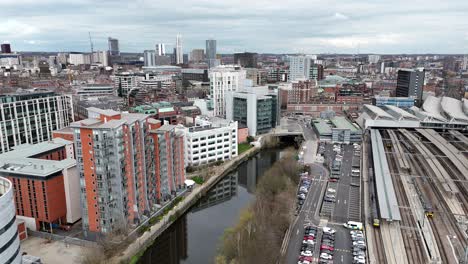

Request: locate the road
(283, 122), (329, 264)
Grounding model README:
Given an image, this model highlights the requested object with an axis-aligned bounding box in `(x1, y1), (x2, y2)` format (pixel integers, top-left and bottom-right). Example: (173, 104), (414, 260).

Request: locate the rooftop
(0, 138), (76, 178)
(313, 119), (332, 135)
(330, 116), (360, 131)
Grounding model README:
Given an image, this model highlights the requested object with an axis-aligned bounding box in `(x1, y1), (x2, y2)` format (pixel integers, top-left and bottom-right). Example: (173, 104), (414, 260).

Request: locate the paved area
(21, 236), (85, 264)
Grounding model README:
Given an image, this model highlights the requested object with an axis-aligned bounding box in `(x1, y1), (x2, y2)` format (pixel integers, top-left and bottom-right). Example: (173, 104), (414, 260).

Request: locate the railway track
(401, 130), (465, 263)
(381, 130), (426, 264)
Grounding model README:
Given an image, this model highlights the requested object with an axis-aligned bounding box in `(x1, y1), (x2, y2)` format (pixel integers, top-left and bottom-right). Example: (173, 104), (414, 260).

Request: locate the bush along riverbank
(215, 149), (301, 264)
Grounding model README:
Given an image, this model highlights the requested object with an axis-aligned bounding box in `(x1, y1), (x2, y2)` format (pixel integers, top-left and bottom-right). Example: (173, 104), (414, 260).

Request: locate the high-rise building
(112, 72), (145, 97)
(209, 66), (246, 117)
(396, 68), (425, 103)
(234, 52), (258, 68)
(206, 39), (216, 60)
(155, 43), (166, 56)
(190, 49), (205, 62)
(175, 34), (183, 64)
(288, 55), (317, 81)
(144, 50), (156, 67)
(71, 109), (185, 236)
(69, 53), (91, 65)
(0, 138), (80, 232)
(1, 43), (12, 54)
(226, 86), (278, 136)
(463, 55), (468, 71)
(92, 51), (109, 66)
(108, 37), (120, 56)
(0, 176), (21, 264)
(0, 91), (74, 154)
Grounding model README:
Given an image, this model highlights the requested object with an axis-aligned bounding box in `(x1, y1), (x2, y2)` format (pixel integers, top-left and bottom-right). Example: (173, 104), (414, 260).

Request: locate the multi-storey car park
(358, 96), (468, 264)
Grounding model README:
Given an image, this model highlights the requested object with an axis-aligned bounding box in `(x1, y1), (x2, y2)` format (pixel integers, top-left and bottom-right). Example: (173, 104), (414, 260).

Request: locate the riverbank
(110, 143), (263, 263)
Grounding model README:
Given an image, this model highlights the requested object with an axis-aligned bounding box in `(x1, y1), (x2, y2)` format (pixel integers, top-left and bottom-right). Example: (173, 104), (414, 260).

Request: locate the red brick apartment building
(0, 138), (80, 232)
(70, 108), (185, 237)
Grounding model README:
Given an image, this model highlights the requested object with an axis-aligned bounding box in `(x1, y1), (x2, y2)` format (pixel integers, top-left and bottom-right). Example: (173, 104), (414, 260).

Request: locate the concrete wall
(63, 166), (82, 224)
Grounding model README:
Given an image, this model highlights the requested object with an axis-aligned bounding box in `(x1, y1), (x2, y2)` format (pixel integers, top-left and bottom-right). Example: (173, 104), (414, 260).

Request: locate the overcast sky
(1, 0), (468, 54)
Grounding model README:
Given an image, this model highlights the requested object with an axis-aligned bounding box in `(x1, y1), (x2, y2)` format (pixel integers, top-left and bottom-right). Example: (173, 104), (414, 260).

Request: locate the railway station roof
(384, 105), (419, 121)
(440, 97), (468, 123)
(370, 129), (402, 221)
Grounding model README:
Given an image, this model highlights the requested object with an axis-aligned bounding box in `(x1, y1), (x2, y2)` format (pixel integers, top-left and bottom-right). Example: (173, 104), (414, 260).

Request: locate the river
(137, 148), (283, 264)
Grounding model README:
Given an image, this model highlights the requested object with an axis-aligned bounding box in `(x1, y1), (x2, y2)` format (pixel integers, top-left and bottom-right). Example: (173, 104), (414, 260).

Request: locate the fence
(28, 230), (98, 248)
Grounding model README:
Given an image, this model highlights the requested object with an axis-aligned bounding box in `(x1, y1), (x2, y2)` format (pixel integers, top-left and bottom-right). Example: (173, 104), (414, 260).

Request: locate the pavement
(21, 236), (85, 264)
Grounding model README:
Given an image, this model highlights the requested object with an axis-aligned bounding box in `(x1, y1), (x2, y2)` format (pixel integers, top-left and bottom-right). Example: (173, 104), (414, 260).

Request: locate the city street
(283, 121), (329, 264)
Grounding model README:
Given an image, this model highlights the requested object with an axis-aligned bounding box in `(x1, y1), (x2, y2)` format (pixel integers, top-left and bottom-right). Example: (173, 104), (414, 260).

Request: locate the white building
(182, 118), (238, 166)
(69, 53), (91, 65)
(112, 72), (144, 97)
(144, 50), (156, 67)
(209, 65), (246, 117)
(156, 43), (166, 56)
(288, 55), (317, 81)
(176, 34), (183, 64)
(0, 177), (21, 264)
(92, 51), (109, 66)
(368, 55), (381, 64)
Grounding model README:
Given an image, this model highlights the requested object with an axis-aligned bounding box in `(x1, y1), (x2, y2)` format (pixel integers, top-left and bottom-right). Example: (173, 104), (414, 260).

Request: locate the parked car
(298, 193), (306, 200)
(298, 256), (313, 262)
(320, 245), (334, 251)
(301, 250), (313, 257)
(323, 227), (336, 234)
(324, 198), (336, 203)
(320, 253), (333, 260)
(328, 179), (338, 182)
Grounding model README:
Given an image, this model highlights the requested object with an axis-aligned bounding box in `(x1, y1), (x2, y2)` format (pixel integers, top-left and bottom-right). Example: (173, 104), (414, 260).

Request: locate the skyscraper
(156, 43), (166, 56)
(288, 55), (317, 81)
(108, 37), (120, 56)
(206, 39), (216, 60)
(206, 39), (218, 68)
(175, 34), (183, 64)
(144, 50), (156, 67)
(1, 43), (11, 53)
(190, 49), (205, 62)
(396, 68), (425, 102)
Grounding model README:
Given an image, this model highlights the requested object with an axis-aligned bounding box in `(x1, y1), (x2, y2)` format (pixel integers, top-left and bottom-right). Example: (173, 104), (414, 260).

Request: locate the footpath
(111, 144), (261, 263)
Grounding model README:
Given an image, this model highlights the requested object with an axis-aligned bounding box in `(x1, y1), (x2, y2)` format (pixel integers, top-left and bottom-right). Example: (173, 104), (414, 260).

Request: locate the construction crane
(88, 32), (94, 64)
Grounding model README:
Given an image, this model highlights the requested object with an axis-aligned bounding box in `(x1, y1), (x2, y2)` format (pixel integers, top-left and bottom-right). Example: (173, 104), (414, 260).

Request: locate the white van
(344, 221), (363, 230)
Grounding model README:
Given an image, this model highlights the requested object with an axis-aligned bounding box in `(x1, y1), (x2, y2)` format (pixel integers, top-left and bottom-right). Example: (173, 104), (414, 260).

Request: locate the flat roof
(330, 116), (360, 131)
(371, 129), (401, 221)
(0, 138), (76, 178)
(313, 119), (332, 135)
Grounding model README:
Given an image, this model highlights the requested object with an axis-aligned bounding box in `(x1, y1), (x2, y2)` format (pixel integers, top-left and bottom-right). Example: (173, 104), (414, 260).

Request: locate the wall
(63, 166), (82, 224)
(238, 127), (248, 143)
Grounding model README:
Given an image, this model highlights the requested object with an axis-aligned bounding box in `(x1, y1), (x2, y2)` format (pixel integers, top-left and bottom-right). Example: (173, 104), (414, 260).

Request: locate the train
(369, 168), (381, 227)
(412, 178), (434, 218)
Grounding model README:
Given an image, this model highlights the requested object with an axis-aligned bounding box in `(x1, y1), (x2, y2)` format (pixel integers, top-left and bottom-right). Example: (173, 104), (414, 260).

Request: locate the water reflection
(138, 215), (188, 264)
(138, 149), (281, 264)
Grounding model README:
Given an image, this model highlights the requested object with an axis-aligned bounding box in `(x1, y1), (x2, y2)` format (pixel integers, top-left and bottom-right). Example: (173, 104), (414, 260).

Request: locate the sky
(1, 0), (468, 54)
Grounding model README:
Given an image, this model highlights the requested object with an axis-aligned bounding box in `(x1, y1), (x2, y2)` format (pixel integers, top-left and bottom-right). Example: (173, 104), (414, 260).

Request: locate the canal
(137, 148), (283, 264)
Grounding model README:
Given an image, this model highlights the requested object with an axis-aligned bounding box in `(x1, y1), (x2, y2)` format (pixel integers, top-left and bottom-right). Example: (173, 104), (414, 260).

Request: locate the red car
(328, 179), (338, 182)
(321, 245), (334, 251)
(299, 256), (313, 262)
(303, 235), (315, 240)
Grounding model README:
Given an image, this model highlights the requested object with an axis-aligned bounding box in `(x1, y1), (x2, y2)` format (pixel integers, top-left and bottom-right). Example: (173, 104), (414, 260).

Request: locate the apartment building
(182, 117), (238, 166)
(71, 108), (185, 236)
(0, 91), (74, 154)
(209, 66), (246, 117)
(0, 138), (79, 232)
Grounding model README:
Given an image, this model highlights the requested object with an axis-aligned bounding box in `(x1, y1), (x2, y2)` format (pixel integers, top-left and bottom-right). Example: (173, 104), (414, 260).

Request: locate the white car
(352, 233), (364, 239)
(301, 250), (313, 257)
(300, 187), (308, 193)
(298, 261), (311, 264)
(354, 256), (365, 261)
(354, 259), (365, 264)
(320, 253), (333, 260)
(350, 230), (363, 235)
(302, 239), (314, 245)
(353, 241), (365, 246)
(327, 188), (336, 193)
(323, 227), (336, 234)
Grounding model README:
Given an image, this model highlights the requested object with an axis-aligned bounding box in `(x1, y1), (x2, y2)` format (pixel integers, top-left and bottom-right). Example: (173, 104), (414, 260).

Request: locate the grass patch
(191, 176), (204, 184)
(238, 143), (252, 154)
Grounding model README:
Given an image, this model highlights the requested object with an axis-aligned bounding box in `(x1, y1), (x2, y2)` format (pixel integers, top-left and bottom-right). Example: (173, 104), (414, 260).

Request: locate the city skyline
(1, 0), (468, 54)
